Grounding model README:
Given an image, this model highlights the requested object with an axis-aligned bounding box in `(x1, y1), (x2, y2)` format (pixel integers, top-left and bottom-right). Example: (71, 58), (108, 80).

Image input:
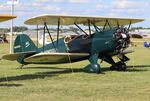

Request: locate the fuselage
(39, 29), (117, 53)
(20, 28), (120, 64)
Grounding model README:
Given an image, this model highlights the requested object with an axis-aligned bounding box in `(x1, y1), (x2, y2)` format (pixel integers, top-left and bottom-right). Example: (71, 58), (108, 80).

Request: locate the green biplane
(2, 14), (144, 73)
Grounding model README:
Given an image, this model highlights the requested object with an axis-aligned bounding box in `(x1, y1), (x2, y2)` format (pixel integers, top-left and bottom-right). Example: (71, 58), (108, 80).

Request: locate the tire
(110, 62), (127, 71)
(116, 62), (126, 71)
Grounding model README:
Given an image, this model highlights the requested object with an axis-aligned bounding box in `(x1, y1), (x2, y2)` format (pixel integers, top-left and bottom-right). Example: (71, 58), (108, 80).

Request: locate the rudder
(14, 34), (37, 53)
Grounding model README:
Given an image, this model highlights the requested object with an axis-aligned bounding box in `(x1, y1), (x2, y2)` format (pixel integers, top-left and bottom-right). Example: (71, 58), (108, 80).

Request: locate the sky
(0, 0), (150, 28)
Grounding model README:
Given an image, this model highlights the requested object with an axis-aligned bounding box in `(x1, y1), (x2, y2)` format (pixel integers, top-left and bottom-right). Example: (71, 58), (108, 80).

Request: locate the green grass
(0, 40), (150, 101)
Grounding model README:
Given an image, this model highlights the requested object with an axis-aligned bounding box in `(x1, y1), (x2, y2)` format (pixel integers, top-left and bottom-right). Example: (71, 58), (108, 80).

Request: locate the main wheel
(110, 62), (127, 71)
(116, 62), (127, 71)
(110, 65), (117, 70)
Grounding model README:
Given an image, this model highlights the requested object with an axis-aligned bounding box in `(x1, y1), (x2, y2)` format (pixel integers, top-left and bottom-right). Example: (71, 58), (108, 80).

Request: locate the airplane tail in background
(38, 31), (51, 45)
(14, 34), (37, 53)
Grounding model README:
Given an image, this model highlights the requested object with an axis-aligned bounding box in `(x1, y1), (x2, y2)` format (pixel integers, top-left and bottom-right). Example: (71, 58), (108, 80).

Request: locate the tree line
(0, 26), (28, 33)
(0, 26), (150, 33)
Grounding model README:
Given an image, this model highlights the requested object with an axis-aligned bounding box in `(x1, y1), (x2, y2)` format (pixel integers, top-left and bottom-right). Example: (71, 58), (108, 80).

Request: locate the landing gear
(83, 53), (101, 74)
(110, 61), (127, 71)
(99, 53), (128, 72)
(17, 64), (25, 69)
(84, 63), (101, 74)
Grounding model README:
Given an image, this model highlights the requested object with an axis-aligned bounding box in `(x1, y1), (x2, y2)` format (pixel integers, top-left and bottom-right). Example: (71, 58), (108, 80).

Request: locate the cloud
(34, 0), (89, 3)
(0, 0), (149, 28)
(34, 0), (65, 3)
(0, 4), (10, 12)
(96, 4), (109, 9)
(43, 5), (61, 12)
(108, 12), (120, 17)
(68, 0), (89, 3)
(127, 9), (145, 14)
(107, 0), (149, 18)
(113, 0), (149, 9)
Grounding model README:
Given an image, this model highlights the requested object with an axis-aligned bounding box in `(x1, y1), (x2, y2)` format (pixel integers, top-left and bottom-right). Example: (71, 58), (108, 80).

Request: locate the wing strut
(92, 23), (102, 32)
(44, 22), (57, 51)
(43, 25), (46, 52)
(74, 23), (88, 36)
(57, 18), (60, 48)
(103, 20), (107, 31)
(36, 24), (39, 51)
(117, 20), (119, 28)
(127, 20), (132, 31)
(103, 19), (112, 31)
(106, 19), (112, 29)
(88, 20), (91, 36)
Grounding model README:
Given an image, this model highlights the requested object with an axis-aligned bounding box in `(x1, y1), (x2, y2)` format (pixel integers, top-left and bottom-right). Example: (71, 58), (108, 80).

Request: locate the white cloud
(34, 0), (89, 3)
(59, 11), (69, 15)
(52, 0), (65, 2)
(96, 4), (109, 9)
(43, 5), (61, 12)
(34, 0), (65, 3)
(32, 2), (44, 7)
(68, 0), (89, 3)
(108, 0), (149, 18)
(0, 4), (10, 12)
(108, 12), (120, 17)
(127, 9), (145, 14)
(0, 0), (148, 28)
(145, 18), (150, 21)
(113, 0), (149, 9)
(15, 4), (33, 12)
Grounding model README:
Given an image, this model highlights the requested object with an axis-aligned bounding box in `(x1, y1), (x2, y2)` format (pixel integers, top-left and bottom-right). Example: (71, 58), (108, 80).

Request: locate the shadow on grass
(0, 67), (82, 83)
(0, 83), (23, 87)
(23, 66), (66, 70)
(0, 64), (149, 83)
(0, 73), (57, 83)
(101, 67), (148, 72)
(126, 69), (148, 72)
(125, 64), (150, 72)
(128, 65), (150, 68)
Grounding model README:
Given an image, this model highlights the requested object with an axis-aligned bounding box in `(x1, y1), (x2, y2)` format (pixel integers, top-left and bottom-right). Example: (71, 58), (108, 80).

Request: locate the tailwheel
(17, 64), (25, 69)
(110, 61), (127, 71)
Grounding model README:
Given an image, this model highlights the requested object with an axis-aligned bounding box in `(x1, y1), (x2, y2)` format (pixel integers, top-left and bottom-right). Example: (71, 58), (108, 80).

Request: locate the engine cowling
(114, 28), (130, 51)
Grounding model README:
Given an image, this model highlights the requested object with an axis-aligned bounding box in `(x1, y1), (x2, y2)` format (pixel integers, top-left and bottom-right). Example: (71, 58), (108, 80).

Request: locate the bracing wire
(130, 24), (135, 69)
(66, 48), (74, 73)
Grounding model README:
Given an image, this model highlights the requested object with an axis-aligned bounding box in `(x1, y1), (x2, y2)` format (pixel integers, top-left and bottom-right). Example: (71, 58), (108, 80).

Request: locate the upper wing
(24, 52), (89, 64)
(0, 14), (16, 22)
(24, 14), (144, 26)
(2, 51), (36, 61)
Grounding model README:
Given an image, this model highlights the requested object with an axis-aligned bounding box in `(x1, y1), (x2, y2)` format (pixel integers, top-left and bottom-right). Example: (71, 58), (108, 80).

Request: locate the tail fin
(14, 34), (37, 53)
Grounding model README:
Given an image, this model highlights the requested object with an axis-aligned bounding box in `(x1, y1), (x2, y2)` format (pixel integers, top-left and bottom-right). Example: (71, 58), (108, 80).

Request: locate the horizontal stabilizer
(2, 51), (36, 61)
(24, 52), (89, 64)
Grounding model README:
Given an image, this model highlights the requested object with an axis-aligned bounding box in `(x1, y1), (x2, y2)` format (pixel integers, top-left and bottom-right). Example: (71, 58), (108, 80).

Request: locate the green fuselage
(13, 28), (130, 73)
(15, 28), (120, 65)
(40, 29), (117, 53)
(27, 29), (118, 64)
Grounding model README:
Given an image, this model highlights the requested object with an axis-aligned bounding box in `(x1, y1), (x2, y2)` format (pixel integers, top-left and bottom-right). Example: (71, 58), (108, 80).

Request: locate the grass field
(0, 39), (150, 101)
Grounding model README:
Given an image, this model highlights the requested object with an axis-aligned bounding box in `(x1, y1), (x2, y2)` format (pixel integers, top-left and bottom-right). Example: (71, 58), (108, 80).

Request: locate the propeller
(115, 27), (131, 52)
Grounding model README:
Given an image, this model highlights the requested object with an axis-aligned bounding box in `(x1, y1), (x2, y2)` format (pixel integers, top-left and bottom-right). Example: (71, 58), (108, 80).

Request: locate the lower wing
(24, 52), (90, 64)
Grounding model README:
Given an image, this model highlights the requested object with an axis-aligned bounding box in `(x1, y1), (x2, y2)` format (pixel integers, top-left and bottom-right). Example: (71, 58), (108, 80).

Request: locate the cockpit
(64, 35), (78, 43)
